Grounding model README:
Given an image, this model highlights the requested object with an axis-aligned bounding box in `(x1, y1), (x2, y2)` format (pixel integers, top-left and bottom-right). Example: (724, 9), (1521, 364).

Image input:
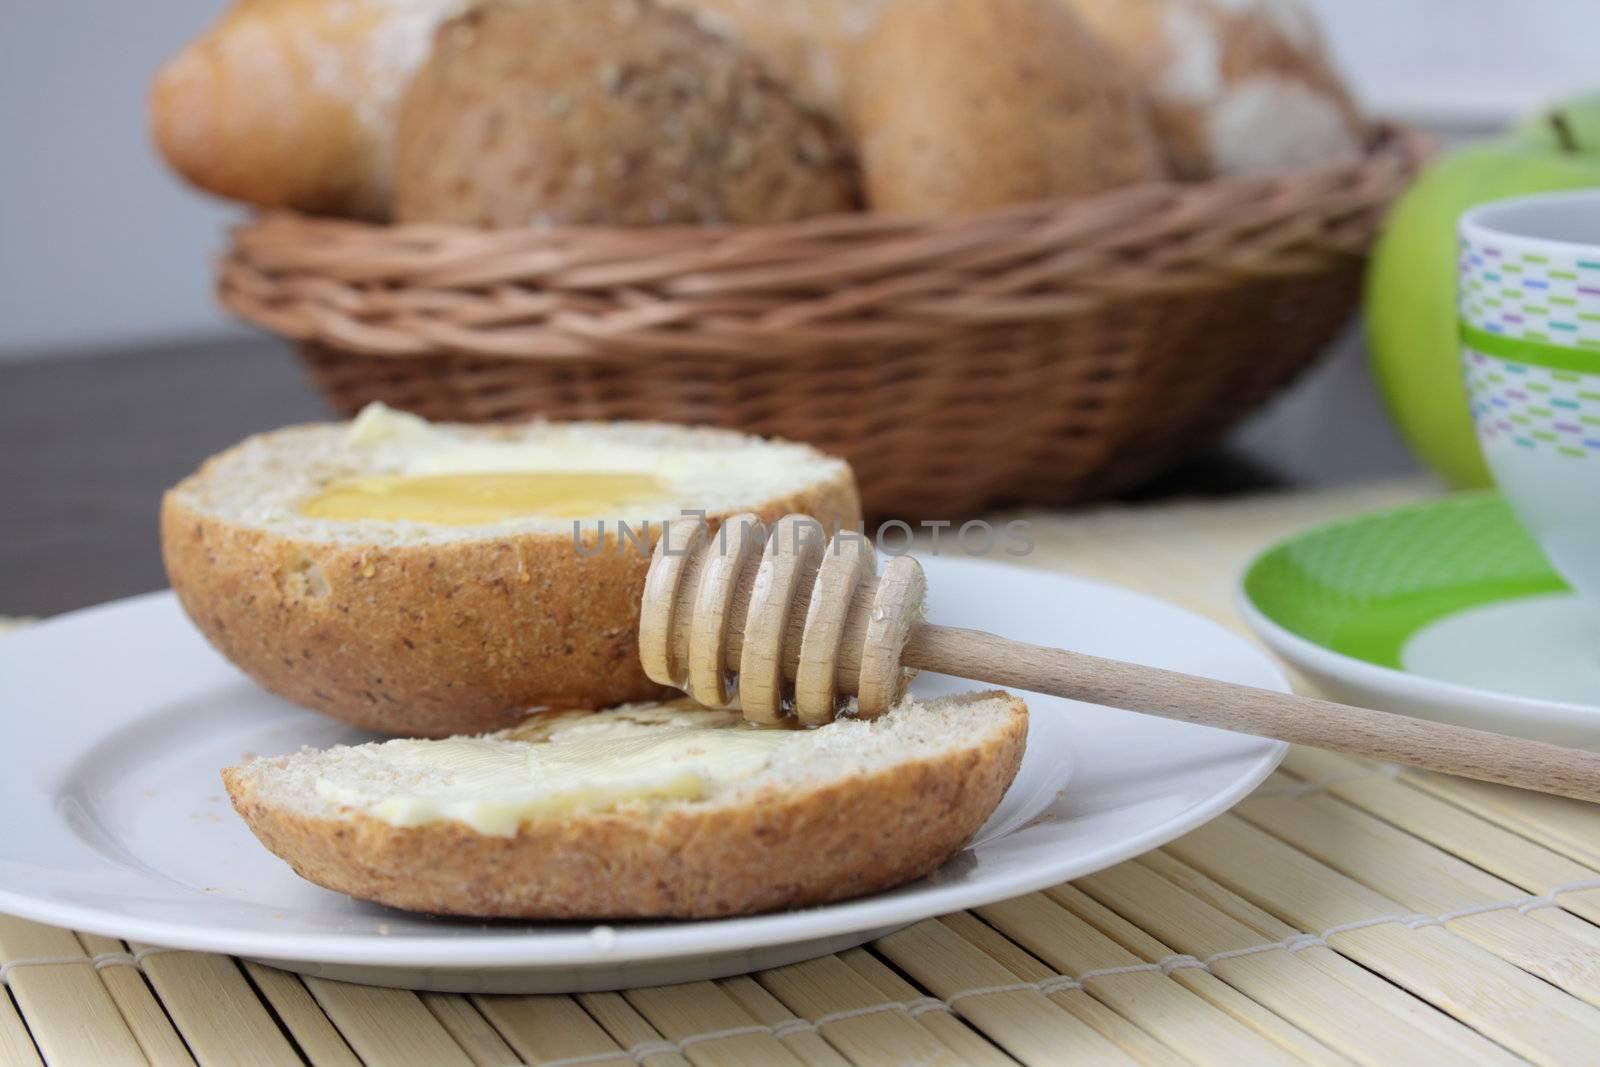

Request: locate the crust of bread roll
(223, 692), (1028, 918)
(1060, 0), (1363, 178)
(150, 0), (469, 219)
(849, 0), (1166, 216)
(662, 0), (892, 117)
(394, 0), (860, 228)
(161, 418), (860, 737)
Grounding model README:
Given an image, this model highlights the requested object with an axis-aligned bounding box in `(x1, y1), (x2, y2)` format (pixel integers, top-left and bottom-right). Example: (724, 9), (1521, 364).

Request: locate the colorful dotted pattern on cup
(1461, 231), (1600, 456)
(1466, 350), (1600, 458)
(1459, 235), (1600, 347)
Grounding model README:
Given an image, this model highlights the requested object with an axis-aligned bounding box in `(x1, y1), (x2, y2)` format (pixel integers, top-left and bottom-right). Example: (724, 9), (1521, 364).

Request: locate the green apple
(1365, 114), (1600, 488)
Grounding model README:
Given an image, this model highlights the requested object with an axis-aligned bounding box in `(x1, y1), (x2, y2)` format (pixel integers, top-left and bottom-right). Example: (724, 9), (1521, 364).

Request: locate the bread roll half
(224, 692), (1028, 918)
(162, 406), (859, 737)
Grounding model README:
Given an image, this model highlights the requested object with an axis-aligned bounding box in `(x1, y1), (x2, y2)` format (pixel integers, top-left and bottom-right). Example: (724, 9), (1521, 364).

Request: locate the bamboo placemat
(9, 479), (1600, 1067)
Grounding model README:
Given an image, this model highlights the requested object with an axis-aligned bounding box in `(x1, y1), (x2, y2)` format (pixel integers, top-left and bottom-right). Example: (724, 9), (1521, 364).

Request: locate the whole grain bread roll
(161, 405), (860, 737)
(849, 0), (1166, 216)
(394, 0), (860, 228)
(225, 692), (1028, 918)
(1060, 0), (1364, 178)
(661, 0), (892, 116)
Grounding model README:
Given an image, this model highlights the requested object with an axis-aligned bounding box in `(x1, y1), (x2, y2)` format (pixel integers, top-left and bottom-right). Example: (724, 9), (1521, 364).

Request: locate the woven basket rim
(218, 125), (1429, 363)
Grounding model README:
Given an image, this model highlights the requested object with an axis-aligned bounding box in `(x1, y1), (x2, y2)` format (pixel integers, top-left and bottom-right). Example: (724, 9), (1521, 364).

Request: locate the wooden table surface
(0, 333), (1419, 618)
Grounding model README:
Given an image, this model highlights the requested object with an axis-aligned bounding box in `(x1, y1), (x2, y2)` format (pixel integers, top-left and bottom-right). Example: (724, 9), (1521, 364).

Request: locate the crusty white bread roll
(394, 0), (860, 228)
(150, 0), (470, 219)
(161, 405), (859, 737)
(224, 692), (1028, 918)
(848, 0), (1166, 215)
(1059, 0), (1364, 178)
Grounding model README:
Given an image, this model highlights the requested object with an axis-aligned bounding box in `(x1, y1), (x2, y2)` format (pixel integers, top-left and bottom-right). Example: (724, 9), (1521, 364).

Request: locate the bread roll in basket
(219, 126), (1422, 518)
(196, 0), (1426, 517)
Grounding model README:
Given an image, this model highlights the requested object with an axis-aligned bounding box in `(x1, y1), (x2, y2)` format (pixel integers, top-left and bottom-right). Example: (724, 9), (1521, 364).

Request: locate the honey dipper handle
(904, 624), (1600, 803)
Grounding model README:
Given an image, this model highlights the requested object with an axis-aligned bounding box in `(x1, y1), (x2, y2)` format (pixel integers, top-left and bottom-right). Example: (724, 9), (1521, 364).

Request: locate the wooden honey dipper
(639, 514), (1600, 803)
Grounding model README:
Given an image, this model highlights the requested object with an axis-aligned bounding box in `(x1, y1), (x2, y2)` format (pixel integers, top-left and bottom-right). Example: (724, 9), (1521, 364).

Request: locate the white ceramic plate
(0, 558), (1286, 993)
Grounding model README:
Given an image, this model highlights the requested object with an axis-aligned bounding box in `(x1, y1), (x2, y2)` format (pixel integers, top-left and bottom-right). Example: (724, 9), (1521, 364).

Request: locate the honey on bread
(295, 403), (787, 525)
(300, 471), (673, 525)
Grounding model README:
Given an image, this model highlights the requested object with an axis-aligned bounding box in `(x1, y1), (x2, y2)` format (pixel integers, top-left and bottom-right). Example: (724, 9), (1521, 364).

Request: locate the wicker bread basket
(219, 127), (1426, 518)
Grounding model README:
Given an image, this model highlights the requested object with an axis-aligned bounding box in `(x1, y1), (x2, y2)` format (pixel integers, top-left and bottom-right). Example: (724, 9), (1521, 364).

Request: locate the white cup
(1460, 191), (1600, 603)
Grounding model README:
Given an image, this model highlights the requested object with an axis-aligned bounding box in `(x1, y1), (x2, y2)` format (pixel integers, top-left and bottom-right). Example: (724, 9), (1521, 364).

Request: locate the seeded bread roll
(662, 0), (892, 116)
(393, 0), (860, 228)
(1060, 0), (1363, 178)
(224, 692), (1028, 918)
(161, 406), (860, 737)
(849, 0), (1166, 216)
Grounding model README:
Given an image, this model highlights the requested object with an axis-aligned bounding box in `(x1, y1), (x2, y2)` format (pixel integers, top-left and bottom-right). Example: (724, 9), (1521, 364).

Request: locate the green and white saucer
(1240, 493), (1600, 746)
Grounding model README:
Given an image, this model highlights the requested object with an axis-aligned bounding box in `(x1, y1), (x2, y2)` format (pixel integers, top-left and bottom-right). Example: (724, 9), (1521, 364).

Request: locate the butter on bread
(848, 0), (1166, 216)
(223, 692), (1028, 918)
(394, 0), (860, 227)
(150, 0), (469, 219)
(1060, 0), (1363, 178)
(161, 406), (859, 737)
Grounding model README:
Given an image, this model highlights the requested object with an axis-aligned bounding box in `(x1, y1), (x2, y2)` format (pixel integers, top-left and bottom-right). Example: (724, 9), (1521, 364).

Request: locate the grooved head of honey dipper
(638, 516), (707, 692)
(854, 554), (927, 720)
(639, 515), (927, 726)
